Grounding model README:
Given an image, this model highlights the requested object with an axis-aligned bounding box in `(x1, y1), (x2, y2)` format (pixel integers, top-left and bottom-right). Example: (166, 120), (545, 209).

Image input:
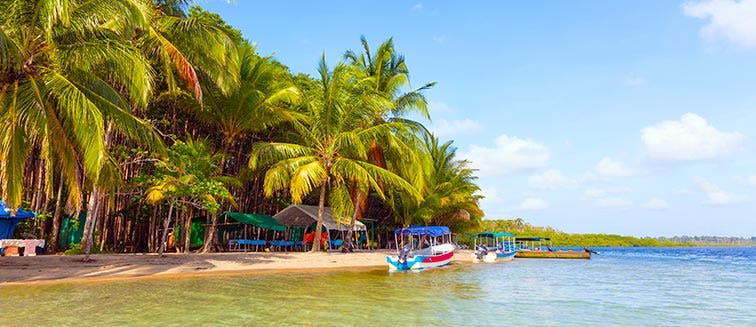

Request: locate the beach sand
(0, 250), (474, 285)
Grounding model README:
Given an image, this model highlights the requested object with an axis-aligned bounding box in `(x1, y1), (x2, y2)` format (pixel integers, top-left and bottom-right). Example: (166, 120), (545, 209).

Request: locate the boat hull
(471, 250), (516, 263)
(515, 250), (590, 259)
(387, 250), (454, 271)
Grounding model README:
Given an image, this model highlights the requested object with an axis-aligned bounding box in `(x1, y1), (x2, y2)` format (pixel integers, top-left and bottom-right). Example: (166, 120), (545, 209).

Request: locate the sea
(0, 247), (754, 326)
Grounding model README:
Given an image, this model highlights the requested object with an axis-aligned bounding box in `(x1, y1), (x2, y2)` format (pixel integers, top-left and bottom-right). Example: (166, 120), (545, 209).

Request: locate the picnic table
(0, 239), (45, 256)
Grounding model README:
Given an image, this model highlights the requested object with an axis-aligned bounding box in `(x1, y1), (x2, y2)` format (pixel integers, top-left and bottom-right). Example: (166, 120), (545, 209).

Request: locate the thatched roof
(273, 205), (366, 231)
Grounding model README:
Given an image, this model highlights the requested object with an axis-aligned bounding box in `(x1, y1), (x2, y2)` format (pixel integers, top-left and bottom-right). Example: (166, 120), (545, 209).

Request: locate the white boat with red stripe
(387, 226), (456, 271)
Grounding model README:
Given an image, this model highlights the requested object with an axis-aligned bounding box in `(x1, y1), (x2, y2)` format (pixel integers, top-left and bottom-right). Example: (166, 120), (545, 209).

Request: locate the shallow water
(1, 247), (754, 326)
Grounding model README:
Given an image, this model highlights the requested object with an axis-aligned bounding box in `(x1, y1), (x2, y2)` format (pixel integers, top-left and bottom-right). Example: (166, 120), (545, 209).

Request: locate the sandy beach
(0, 250), (474, 285)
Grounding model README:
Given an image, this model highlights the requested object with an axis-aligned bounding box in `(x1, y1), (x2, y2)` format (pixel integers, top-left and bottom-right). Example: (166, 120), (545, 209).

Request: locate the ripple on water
(0, 247), (754, 326)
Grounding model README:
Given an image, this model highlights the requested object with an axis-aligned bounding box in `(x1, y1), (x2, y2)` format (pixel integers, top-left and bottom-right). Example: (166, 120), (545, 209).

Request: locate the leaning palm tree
(0, 0), (160, 206)
(249, 56), (420, 252)
(0, 1), (164, 260)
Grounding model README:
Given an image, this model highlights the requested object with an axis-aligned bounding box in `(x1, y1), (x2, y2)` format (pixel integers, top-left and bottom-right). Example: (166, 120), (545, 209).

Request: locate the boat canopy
(515, 237), (551, 242)
(395, 226), (450, 237)
(223, 211), (286, 232)
(477, 231), (514, 238)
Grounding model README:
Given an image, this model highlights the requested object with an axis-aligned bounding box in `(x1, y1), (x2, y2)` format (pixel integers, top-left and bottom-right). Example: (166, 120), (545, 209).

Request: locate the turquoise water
(1, 247), (754, 326)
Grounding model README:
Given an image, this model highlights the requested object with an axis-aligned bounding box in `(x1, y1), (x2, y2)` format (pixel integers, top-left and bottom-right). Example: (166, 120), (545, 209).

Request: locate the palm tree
(197, 42), (300, 165)
(249, 56), (420, 252)
(142, 1), (240, 104)
(79, 2), (242, 258)
(342, 37), (435, 226)
(388, 133), (483, 229)
(0, 0), (165, 259)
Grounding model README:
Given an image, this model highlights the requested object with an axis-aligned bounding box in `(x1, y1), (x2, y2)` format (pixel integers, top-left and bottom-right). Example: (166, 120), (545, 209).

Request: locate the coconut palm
(0, 0), (162, 226)
(342, 37), (434, 225)
(249, 56), (420, 252)
(197, 42), (300, 161)
(142, 1), (240, 103)
(388, 133), (483, 228)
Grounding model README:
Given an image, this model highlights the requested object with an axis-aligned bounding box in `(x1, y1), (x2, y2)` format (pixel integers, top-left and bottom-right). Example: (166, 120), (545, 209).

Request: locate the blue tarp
(0, 200), (37, 239)
(395, 226), (450, 237)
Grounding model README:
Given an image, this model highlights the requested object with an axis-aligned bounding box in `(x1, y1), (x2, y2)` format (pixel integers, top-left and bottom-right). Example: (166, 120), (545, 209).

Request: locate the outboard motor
(584, 247), (600, 255)
(475, 245), (489, 260)
(398, 243), (412, 264)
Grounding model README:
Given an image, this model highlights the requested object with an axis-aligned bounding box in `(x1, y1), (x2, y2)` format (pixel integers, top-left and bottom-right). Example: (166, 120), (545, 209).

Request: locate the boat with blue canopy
(386, 226), (455, 271)
(472, 231), (517, 263)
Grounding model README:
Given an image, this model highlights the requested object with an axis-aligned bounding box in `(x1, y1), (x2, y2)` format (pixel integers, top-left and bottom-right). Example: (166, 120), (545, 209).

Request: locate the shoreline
(0, 250), (474, 286)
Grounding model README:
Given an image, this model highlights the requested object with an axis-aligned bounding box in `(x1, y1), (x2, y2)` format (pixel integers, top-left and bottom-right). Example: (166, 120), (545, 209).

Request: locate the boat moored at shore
(387, 226), (455, 271)
(472, 231), (517, 263)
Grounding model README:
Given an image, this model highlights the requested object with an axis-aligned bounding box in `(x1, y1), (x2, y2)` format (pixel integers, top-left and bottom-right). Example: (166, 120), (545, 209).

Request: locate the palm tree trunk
(183, 207), (192, 253)
(311, 181), (328, 253)
(49, 171), (65, 253)
(201, 211), (219, 253)
(82, 187), (102, 261)
(343, 192), (361, 252)
(158, 204), (174, 257)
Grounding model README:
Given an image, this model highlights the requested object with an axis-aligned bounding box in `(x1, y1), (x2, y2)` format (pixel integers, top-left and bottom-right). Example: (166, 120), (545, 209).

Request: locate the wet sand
(0, 250), (474, 285)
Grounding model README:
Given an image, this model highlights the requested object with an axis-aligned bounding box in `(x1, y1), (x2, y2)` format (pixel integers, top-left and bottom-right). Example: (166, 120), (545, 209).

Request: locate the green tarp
(60, 212), (88, 249)
(478, 231), (515, 238)
(223, 211), (286, 232)
(176, 218), (206, 247)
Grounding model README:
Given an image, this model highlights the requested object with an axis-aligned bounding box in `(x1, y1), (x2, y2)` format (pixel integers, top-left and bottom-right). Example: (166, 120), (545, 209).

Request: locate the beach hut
(216, 211), (287, 251)
(273, 205), (367, 250)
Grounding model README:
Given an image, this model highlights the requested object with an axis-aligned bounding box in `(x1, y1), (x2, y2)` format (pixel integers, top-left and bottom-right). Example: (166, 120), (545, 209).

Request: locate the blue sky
(198, 0), (756, 237)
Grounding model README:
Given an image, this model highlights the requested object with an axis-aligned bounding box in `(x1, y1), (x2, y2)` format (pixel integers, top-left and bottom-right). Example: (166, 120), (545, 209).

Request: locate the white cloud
(478, 187), (507, 218)
(642, 198), (670, 210)
(583, 186), (632, 199)
(624, 74), (645, 86)
(750, 175), (756, 186)
(411, 3), (423, 11)
(430, 118), (482, 137)
(528, 169), (578, 190)
(593, 157), (637, 178)
(684, 0), (756, 48)
(694, 177), (748, 204)
(519, 197), (549, 211)
(641, 113), (745, 162)
(464, 134), (550, 177)
(583, 187), (634, 208)
(433, 35), (448, 44)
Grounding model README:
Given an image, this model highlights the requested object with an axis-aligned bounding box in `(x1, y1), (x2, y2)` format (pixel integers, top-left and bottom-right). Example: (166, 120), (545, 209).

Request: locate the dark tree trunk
(158, 204), (174, 257)
(201, 211), (219, 253)
(311, 181), (328, 253)
(49, 172), (65, 253)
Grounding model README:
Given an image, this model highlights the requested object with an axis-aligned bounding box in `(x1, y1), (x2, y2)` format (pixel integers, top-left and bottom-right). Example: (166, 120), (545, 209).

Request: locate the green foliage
(474, 219), (690, 247)
(144, 138), (236, 213)
(64, 243), (105, 255)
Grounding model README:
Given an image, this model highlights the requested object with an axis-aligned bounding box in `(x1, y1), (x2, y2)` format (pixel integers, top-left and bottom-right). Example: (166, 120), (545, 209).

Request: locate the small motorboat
(387, 226), (455, 271)
(472, 231), (516, 263)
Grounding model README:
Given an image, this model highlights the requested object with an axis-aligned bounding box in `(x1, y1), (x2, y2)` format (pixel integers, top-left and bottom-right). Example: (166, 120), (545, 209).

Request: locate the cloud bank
(641, 113), (744, 162)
